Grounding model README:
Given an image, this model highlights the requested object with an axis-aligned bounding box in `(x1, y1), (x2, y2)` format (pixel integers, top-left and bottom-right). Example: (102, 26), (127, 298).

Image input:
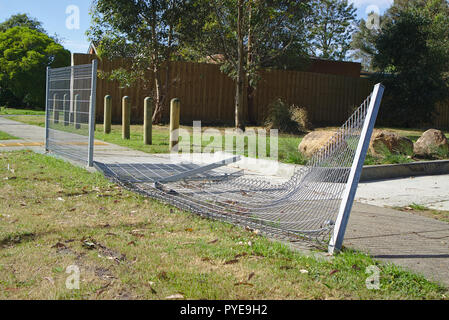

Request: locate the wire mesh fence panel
(96, 84), (384, 253)
(45, 62), (97, 166)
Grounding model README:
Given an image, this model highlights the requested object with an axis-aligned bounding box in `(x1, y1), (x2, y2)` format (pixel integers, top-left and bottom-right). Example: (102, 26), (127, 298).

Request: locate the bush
(265, 99), (311, 134)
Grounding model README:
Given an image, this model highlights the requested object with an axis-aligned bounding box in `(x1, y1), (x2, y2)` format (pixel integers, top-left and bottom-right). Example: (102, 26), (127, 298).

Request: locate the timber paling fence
(73, 53), (449, 129)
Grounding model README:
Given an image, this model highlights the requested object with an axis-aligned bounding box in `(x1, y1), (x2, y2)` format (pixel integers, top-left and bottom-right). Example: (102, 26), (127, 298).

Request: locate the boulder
(368, 130), (413, 156)
(413, 129), (449, 158)
(299, 130), (342, 158)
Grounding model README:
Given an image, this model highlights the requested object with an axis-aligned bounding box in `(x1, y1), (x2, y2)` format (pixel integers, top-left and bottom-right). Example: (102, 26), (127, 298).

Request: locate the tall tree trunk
(152, 66), (163, 124)
(246, 0), (255, 125)
(235, 0), (246, 130)
(150, 2), (164, 124)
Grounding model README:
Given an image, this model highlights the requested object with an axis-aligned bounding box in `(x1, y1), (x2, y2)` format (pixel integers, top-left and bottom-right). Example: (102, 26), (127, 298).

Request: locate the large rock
(368, 130), (413, 156)
(299, 130), (341, 158)
(413, 129), (449, 158)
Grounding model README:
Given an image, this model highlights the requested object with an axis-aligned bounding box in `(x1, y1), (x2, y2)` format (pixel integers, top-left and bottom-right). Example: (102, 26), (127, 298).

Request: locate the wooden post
(74, 94), (81, 129)
(63, 94), (69, 126)
(122, 96), (131, 140)
(104, 95), (112, 134)
(144, 97), (153, 145)
(53, 94), (59, 124)
(170, 98), (180, 151)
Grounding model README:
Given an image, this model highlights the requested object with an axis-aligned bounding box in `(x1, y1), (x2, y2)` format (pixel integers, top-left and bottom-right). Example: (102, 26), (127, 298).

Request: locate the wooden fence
(72, 53), (449, 129)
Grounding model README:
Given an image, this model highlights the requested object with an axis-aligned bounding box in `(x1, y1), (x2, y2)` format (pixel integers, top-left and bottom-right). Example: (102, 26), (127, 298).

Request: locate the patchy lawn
(7, 115), (306, 164)
(0, 107), (45, 116)
(0, 131), (19, 140)
(0, 151), (447, 300)
(395, 204), (449, 223)
(6, 114), (449, 166)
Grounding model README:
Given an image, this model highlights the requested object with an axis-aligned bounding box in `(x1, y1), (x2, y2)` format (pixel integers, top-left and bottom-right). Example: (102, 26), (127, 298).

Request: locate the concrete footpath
(1, 116), (448, 287)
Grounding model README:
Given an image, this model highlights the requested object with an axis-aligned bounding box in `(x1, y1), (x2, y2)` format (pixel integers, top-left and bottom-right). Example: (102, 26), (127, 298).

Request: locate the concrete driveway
(356, 175), (449, 211)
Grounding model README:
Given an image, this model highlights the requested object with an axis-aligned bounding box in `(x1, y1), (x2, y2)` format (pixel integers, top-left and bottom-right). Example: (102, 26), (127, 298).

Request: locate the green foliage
(374, 6), (449, 127)
(0, 13), (45, 34)
(306, 0), (357, 60)
(180, 0), (309, 78)
(0, 27), (70, 108)
(88, 0), (188, 122)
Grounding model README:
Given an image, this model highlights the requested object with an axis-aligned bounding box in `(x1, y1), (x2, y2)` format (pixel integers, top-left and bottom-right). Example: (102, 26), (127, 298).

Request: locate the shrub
(265, 99), (311, 134)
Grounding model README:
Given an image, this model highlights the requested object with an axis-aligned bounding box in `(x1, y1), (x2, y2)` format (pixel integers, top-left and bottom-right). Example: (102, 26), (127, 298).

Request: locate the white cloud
(350, 0), (393, 10)
(63, 40), (89, 53)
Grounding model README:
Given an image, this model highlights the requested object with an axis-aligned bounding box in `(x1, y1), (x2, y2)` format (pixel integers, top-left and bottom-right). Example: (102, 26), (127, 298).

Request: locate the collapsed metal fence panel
(45, 61), (97, 166)
(96, 84), (384, 254)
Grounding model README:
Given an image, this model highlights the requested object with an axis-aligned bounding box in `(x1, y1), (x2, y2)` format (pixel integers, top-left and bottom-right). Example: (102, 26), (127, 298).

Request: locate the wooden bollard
(63, 94), (69, 126)
(122, 96), (131, 140)
(169, 98), (180, 151)
(74, 94), (81, 129)
(53, 94), (59, 124)
(104, 95), (112, 134)
(144, 97), (152, 145)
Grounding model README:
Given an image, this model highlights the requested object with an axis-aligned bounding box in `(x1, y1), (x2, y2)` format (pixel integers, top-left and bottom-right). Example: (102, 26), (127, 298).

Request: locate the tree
(180, 0), (309, 128)
(0, 13), (46, 33)
(88, 0), (188, 123)
(306, 0), (357, 60)
(0, 27), (70, 108)
(374, 5), (449, 127)
(351, 0), (440, 70)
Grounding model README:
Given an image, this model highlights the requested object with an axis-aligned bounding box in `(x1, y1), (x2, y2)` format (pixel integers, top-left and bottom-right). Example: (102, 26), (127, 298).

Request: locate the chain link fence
(45, 61), (97, 166)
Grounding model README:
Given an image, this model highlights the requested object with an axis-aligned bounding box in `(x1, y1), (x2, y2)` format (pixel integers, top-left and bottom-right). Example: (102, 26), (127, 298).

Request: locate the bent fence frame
(329, 83), (384, 253)
(45, 60), (98, 167)
(95, 83), (384, 255)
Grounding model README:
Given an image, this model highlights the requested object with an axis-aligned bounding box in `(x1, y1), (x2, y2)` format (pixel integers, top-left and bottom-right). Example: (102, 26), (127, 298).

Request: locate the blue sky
(0, 0), (393, 54)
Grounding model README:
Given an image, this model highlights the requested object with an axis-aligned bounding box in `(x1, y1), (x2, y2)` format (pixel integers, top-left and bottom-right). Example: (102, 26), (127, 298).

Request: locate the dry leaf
(44, 277), (55, 285)
(158, 271), (168, 280)
(224, 259), (239, 265)
(51, 242), (67, 249)
(329, 269), (339, 276)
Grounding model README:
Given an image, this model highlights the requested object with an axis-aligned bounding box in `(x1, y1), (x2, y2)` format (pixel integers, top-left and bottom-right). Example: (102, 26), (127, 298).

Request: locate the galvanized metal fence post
(45, 67), (50, 152)
(87, 60), (98, 167)
(328, 83), (385, 255)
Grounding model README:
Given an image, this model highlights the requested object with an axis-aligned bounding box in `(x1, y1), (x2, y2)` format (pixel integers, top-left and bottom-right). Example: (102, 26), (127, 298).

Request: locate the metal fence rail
(96, 84), (384, 254)
(45, 61), (97, 166)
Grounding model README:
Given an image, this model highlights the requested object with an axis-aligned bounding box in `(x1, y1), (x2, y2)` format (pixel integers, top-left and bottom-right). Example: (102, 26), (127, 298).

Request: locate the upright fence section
(45, 61), (97, 166)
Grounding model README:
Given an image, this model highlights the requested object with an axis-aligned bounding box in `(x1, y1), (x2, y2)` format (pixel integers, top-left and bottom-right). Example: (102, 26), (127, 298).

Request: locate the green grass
(5, 115), (449, 166)
(0, 150), (447, 300)
(6, 116), (306, 163)
(0, 107), (45, 116)
(0, 131), (19, 140)
(396, 204), (449, 223)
